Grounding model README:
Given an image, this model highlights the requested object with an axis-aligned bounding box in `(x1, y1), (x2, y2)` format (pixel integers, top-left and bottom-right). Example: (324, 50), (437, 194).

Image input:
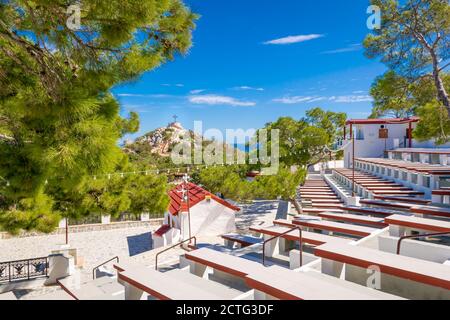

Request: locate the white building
(340, 117), (420, 168)
(152, 182), (239, 248)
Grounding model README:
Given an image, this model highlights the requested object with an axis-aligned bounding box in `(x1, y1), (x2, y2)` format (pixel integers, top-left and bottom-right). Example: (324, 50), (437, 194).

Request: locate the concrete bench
(221, 233), (262, 248)
(359, 199), (413, 210)
(300, 194), (339, 198)
(308, 203), (344, 209)
(299, 192), (337, 196)
(411, 205), (450, 218)
(385, 214), (450, 234)
(246, 265), (404, 300)
(343, 205), (402, 217)
(250, 225), (351, 246)
(309, 199), (343, 203)
(373, 196), (431, 205)
(115, 262), (244, 300)
(57, 276), (124, 300)
(314, 242), (450, 292)
(318, 212), (387, 227)
(291, 219), (377, 237)
(370, 190), (425, 196)
(185, 247), (262, 280)
(302, 208), (344, 214)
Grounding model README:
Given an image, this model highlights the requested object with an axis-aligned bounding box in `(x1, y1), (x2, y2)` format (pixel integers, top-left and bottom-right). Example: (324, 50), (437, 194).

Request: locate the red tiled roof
(168, 182), (240, 216)
(154, 224), (171, 237)
(346, 117), (419, 125)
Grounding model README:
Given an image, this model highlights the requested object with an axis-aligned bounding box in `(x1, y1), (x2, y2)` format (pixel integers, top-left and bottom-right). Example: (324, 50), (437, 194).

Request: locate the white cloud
(330, 95), (373, 103)
(273, 96), (318, 104)
(321, 43), (362, 54)
(189, 94), (256, 107)
(263, 34), (324, 45)
(234, 86), (264, 91)
(307, 97), (327, 103)
(273, 94), (373, 104)
(161, 83), (184, 87)
(190, 89), (206, 94)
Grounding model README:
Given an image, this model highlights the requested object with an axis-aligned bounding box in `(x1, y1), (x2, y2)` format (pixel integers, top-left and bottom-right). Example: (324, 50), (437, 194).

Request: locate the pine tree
(0, 1), (198, 233)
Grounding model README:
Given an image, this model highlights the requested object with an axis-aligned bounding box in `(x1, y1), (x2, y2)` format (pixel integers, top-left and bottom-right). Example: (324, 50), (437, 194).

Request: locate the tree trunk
(290, 197), (303, 215)
(431, 52), (450, 117)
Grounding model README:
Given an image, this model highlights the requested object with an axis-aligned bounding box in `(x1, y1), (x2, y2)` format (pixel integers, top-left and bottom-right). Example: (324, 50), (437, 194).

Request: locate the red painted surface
(154, 224), (171, 237)
(168, 182), (240, 216)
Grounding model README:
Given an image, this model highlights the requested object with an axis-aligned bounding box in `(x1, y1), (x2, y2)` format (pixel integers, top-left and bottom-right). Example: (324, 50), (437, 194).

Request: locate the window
(387, 169), (392, 176)
(412, 153), (420, 163)
(411, 174), (418, 184)
(394, 170), (399, 179)
(393, 152), (402, 160)
(402, 171), (407, 181)
(381, 167), (386, 175)
(431, 154), (440, 164)
(356, 127), (364, 140)
(423, 176), (431, 188)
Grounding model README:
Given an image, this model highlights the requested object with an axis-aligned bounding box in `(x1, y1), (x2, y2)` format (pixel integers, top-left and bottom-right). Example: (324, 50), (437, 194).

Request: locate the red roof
(168, 182), (240, 216)
(154, 224), (171, 237)
(346, 117), (419, 125)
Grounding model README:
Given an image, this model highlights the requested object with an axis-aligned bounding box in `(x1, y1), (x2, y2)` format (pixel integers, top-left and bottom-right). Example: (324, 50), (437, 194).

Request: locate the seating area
(11, 174), (448, 301)
(297, 178), (344, 210)
(104, 169), (450, 300)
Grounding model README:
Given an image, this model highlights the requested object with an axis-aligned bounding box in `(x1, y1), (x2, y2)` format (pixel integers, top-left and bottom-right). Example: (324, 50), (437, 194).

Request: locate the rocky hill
(124, 122), (240, 158)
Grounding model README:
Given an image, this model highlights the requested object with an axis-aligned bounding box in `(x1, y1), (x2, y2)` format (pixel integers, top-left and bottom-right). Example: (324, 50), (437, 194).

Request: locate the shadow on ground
(126, 232), (152, 256)
(235, 200), (279, 232)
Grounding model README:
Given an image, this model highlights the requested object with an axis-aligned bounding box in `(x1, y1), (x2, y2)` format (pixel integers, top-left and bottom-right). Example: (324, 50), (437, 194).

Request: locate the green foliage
(414, 101), (450, 144)
(196, 107), (342, 205)
(0, 0), (197, 233)
(364, 0), (449, 81)
(263, 108), (345, 167)
(196, 165), (306, 203)
(365, 0), (450, 143)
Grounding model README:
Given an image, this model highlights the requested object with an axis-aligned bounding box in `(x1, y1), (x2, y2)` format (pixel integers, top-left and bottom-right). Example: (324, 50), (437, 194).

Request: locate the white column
(101, 215), (111, 224)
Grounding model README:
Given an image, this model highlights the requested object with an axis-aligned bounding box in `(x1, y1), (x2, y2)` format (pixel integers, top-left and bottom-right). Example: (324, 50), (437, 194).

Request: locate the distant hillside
(124, 122), (243, 164)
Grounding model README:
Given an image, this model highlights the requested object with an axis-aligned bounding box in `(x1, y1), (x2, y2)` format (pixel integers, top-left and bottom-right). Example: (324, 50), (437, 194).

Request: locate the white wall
(343, 122), (450, 168)
(180, 199), (236, 239)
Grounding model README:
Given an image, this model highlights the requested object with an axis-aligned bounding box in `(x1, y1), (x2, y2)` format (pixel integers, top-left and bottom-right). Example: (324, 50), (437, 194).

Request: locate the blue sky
(113, 0), (386, 142)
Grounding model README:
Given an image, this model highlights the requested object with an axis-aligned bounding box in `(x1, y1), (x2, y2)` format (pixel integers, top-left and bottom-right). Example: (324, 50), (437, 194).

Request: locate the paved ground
(0, 200), (282, 299)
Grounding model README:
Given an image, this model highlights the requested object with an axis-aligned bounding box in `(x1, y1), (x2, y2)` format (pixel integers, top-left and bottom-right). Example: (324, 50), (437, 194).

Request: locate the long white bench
(246, 265), (404, 300)
(114, 262), (244, 300)
(302, 208), (344, 214)
(314, 242), (450, 291)
(57, 276), (124, 300)
(250, 225), (351, 246)
(246, 265), (403, 300)
(373, 195), (431, 205)
(289, 219), (377, 237)
(385, 214), (450, 234)
(318, 212), (387, 228)
(359, 199), (413, 210)
(185, 248), (403, 300)
(411, 205), (450, 218)
(343, 205), (401, 217)
(221, 233), (262, 248)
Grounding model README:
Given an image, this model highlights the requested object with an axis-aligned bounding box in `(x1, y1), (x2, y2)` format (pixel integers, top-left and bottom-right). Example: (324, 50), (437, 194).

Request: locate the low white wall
(378, 235), (450, 263)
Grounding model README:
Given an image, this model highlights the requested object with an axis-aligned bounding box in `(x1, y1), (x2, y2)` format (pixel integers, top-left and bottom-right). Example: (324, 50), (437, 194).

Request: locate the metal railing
(0, 257), (48, 283)
(397, 231), (450, 255)
(155, 236), (197, 270)
(262, 227), (302, 267)
(92, 256), (119, 279)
